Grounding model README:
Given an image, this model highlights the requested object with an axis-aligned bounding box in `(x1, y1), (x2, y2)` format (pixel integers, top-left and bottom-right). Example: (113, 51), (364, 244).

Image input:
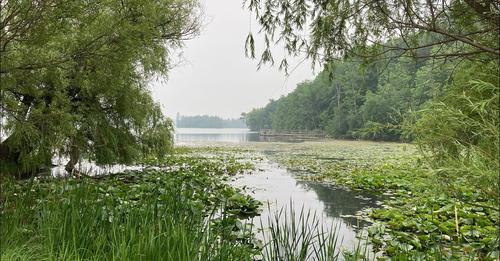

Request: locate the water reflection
(175, 128), (259, 143)
(296, 181), (379, 229)
(231, 160), (378, 251)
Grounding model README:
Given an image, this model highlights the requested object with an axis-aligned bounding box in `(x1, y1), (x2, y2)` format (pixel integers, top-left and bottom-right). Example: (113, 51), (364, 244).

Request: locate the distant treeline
(245, 51), (454, 141)
(176, 115), (247, 128)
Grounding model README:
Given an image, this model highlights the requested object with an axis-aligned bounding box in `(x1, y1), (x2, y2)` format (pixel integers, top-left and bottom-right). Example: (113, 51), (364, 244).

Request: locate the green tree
(244, 52), (455, 141)
(1, 0), (201, 177)
(245, 99), (278, 131)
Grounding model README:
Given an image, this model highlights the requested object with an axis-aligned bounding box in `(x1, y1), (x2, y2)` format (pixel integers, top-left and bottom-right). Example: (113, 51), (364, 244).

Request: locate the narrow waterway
(51, 127), (382, 256)
(231, 157), (380, 254)
(175, 128), (381, 254)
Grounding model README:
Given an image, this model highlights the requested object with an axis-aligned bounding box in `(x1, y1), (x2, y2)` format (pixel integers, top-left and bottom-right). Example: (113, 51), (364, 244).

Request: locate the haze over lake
(175, 128), (258, 143)
(150, 0), (314, 119)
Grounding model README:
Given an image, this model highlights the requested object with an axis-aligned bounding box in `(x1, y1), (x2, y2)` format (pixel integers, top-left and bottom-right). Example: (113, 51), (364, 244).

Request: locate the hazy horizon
(150, 0), (315, 119)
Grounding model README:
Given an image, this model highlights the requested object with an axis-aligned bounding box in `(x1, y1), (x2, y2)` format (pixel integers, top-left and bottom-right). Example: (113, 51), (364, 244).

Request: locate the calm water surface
(231, 160), (379, 255)
(178, 128), (380, 254)
(175, 128), (259, 143)
(175, 127), (317, 144)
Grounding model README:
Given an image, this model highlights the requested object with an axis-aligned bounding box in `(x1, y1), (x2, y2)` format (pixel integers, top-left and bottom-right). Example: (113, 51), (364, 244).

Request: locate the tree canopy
(244, 52), (455, 140)
(244, 0), (499, 70)
(1, 0), (201, 177)
(243, 0), (499, 205)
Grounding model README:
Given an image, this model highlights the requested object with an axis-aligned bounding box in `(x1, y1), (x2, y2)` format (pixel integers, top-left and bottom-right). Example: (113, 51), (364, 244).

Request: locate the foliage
(408, 60), (499, 201)
(245, 56), (452, 141)
(260, 203), (358, 261)
(0, 0), (201, 176)
(244, 99), (278, 131)
(0, 150), (261, 260)
(241, 1), (500, 256)
(1, 146), (375, 260)
(258, 140), (499, 259)
(244, 0), (499, 69)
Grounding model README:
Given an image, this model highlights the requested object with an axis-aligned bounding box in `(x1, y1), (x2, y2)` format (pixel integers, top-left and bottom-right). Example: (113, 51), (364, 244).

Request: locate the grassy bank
(1, 150), (262, 260)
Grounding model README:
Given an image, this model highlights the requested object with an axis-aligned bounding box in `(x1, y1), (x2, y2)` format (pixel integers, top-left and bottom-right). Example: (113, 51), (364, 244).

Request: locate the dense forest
(176, 115), (247, 128)
(245, 52), (454, 141)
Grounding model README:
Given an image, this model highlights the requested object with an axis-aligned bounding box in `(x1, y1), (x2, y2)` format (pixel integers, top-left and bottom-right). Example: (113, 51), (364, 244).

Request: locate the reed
(1, 177), (256, 260)
(259, 201), (372, 261)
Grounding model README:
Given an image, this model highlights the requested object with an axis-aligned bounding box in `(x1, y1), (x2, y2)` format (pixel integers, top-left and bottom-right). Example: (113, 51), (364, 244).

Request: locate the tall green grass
(2, 177), (375, 261)
(259, 202), (372, 261)
(1, 177), (257, 260)
(4, 176), (473, 260)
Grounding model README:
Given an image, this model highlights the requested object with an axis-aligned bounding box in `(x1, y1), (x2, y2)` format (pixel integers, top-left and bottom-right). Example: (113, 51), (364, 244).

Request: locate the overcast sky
(150, 0), (315, 119)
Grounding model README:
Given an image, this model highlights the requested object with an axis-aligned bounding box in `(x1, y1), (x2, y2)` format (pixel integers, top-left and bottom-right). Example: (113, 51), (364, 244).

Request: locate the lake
(176, 128), (380, 256)
(175, 127), (321, 144)
(175, 128), (259, 143)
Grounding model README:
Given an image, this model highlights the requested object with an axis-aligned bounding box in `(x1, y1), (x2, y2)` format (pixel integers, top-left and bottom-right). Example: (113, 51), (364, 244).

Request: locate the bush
(409, 61), (499, 201)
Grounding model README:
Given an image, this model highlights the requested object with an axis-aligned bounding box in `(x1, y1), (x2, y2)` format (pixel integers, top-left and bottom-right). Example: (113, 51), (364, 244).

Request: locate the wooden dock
(259, 129), (326, 138)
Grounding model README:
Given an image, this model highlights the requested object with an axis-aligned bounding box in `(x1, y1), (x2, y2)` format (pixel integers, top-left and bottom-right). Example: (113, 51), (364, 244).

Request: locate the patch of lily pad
(240, 140), (499, 259)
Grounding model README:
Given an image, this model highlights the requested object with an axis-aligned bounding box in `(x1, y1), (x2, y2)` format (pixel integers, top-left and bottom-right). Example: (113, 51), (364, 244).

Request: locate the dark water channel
(231, 160), (380, 254)
(176, 128), (381, 254)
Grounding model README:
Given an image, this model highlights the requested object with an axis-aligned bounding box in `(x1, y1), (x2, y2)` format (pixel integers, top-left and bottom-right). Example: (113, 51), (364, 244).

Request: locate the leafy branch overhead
(244, 0), (499, 69)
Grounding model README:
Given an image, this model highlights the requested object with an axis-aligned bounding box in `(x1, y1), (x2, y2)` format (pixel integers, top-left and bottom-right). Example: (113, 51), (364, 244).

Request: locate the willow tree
(0, 0), (201, 177)
(244, 0), (499, 68)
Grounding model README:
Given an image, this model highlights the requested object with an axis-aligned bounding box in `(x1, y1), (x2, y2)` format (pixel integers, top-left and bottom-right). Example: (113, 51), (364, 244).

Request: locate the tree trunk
(0, 135), (22, 177)
(0, 135), (20, 164)
(65, 141), (80, 177)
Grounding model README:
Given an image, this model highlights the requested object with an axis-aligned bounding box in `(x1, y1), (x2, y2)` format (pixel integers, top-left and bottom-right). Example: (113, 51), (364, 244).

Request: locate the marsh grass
(1, 176), (374, 261)
(260, 202), (372, 261)
(4, 146), (489, 260)
(4, 176), (470, 261)
(1, 151), (262, 261)
(1, 178), (257, 260)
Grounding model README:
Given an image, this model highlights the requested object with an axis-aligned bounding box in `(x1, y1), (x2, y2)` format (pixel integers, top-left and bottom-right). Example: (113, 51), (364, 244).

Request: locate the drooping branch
(245, 0), (499, 69)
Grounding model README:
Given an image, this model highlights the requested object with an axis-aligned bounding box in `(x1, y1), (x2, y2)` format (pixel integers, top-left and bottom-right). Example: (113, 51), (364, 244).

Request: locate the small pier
(259, 129), (326, 138)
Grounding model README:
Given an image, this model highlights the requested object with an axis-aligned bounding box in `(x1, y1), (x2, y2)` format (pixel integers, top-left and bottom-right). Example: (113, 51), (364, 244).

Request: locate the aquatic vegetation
(0, 151), (261, 260)
(2, 144), (497, 259)
(248, 140), (499, 259)
(0, 147), (360, 260)
(261, 203), (353, 261)
(0, 146), (381, 260)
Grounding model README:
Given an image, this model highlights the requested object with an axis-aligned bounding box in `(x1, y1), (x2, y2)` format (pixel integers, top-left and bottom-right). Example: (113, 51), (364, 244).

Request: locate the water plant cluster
(260, 141), (499, 259)
(2, 141), (498, 260)
(1, 147), (371, 261)
(0, 150), (262, 260)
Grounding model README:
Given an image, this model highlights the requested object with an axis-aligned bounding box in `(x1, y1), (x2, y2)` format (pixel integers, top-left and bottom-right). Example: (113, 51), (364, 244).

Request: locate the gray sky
(150, 0), (314, 119)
